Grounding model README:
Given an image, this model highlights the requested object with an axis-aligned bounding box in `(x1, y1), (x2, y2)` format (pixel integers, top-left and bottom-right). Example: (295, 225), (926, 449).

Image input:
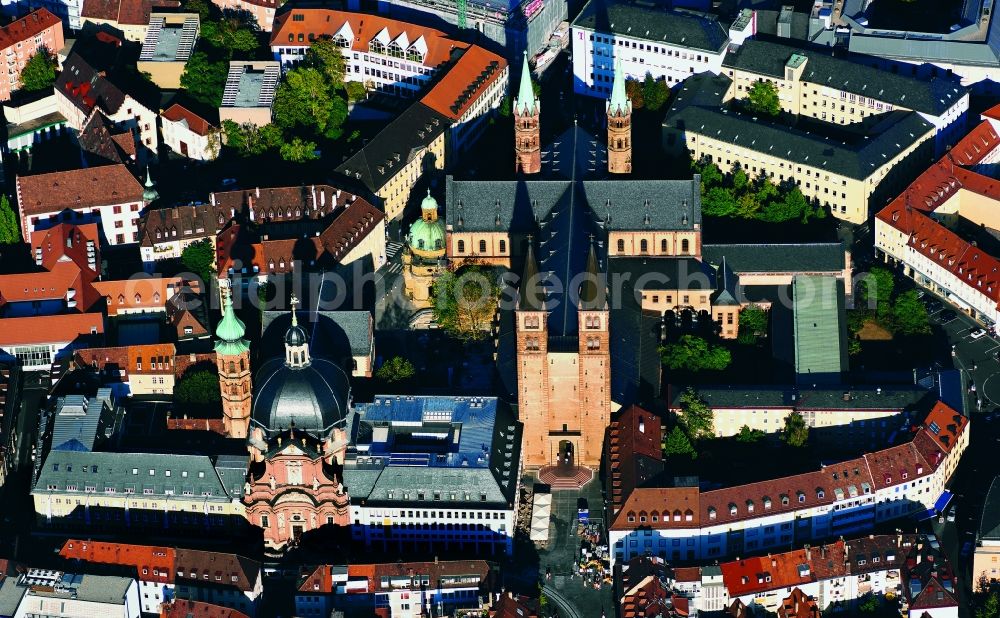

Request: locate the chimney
(917, 553), (922, 565)
(256, 186), (260, 198)
(805, 545), (811, 561)
(210, 192), (216, 206)
(821, 545), (826, 559)
(843, 391), (851, 401)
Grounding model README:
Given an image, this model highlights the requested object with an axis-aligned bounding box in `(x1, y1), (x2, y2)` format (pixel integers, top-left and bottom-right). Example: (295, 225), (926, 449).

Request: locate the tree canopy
(677, 387), (714, 440)
(892, 290), (931, 336)
(279, 137), (320, 163)
(200, 13), (259, 57)
(432, 263), (502, 342)
(735, 425), (765, 443)
(222, 120), (283, 157)
(19, 48), (57, 92)
(0, 195), (21, 245)
(642, 73), (669, 111)
(376, 356), (416, 383)
(747, 79), (781, 116)
(273, 66), (348, 139)
(857, 267), (895, 318)
(180, 51), (228, 107)
(174, 368), (221, 407)
(625, 78), (644, 109)
(781, 412), (809, 447)
(181, 238), (216, 284)
(692, 158), (825, 223)
(737, 305), (768, 344)
(663, 426), (696, 459)
(659, 335), (731, 372)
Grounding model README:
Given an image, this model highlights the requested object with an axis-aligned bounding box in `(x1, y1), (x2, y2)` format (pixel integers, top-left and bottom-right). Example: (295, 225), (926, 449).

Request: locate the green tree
(222, 120), (282, 157)
(641, 73), (668, 111)
(181, 238), (216, 283)
(432, 263), (502, 342)
(174, 368), (221, 407)
(701, 186), (738, 217)
(732, 166), (749, 192)
(303, 37), (346, 86)
(892, 290), (931, 335)
(625, 78), (644, 109)
(659, 335), (731, 372)
(19, 48), (57, 92)
(735, 425), (765, 443)
(859, 594), (880, 613)
(345, 80), (367, 102)
(677, 387), (714, 439)
(183, 0), (213, 20)
(200, 15), (259, 56)
(279, 137), (319, 162)
(180, 51), (228, 107)
(273, 67), (348, 139)
(376, 356), (416, 382)
(781, 412), (809, 447)
(976, 591), (999, 618)
(663, 426), (696, 459)
(747, 79), (781, 116)
(737, 305), (768, 344)
(0, 195), (21, 245)
(693, 158), (723, 188)
(858, 267), (895, 318)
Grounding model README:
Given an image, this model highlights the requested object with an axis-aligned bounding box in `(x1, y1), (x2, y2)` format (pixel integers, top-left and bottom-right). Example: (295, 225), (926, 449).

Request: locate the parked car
(971, 328), (988, 340)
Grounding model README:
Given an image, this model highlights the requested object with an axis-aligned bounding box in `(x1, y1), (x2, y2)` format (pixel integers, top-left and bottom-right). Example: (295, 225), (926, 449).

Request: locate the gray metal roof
(670, 384), (935, 410)
(608, 257), (716, 291)
(792, 275), (848, 381)
(336, 103), (450, 194)
(723, 38), (968, 116)
(573, 0), (729, 54)
(664, 73), (935, 180)
(252, 357), (350, 436)
(50, 389), (114, 452)
(980, 476), (1000, 540)
(33, 451), (240, 501)
(0, 577), (26, 616)
(702, 243), (846, 274)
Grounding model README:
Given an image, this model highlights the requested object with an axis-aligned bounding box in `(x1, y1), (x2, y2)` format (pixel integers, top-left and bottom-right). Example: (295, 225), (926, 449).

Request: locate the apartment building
(160, 104), (219, 161)
(137, 13), (199, 89)
(663, 73), (936, 224)
(0, 9), (63, 101)
(219, 61), (279, 127)
(296, 561), (492, 618)
(59, 540), (262, 617)
(336, 103), (447, 221)
(608, 401), (969, 565)
(9, 569), (140, 618)
(77, 0), (180, 40)
(212, 0), (274, 31)
(875, 107), (1000, 329)
(571, 0), (730, 98)
(75, 343), (177, 396)
(343, 396), (522, 555)
(722, 38), (969, 156)
(55, 50), (159, 152)
(0, 312), (104, 370)
(16, 164), (146, 244)
(32, 451), (248, 532)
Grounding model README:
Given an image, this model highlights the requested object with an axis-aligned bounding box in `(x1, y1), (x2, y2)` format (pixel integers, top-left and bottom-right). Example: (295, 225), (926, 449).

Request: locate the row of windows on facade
(50, 463), (207, 479)
(587, 33), (714, 62)
(618, 238), (691, 253)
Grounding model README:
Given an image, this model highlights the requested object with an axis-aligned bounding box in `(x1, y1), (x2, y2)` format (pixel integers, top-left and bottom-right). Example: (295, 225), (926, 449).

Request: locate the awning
(934, 490), (954, 513)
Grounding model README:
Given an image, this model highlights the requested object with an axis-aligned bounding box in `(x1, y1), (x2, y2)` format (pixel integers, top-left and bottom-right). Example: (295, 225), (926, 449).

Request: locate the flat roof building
(137, 13), (199, 88)
(219, 61), (279, 127)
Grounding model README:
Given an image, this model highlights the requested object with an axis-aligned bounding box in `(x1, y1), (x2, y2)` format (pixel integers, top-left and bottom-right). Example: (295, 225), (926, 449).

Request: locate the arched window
(239, 359), (245, 371)
(479, 239), (487, 253)
(617, 239), (625, 252)
(228, 361), (235, 373)
(681, 239), (690, 254)
(640, 239), (648, 254)
(457, 240), (465, 253)
(418, 239), (425, 249)
(242, 382), (248, 394)
(661, 239), (668, 253)
(499, 239), (506, 253)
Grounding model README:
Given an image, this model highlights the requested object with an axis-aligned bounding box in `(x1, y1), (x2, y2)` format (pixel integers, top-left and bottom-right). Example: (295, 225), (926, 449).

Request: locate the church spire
(514, 52), (537, 116)
(215, 286), (249, 355)
(607, 60), (630, 117)
(579, 236), (605, 310)
(518, 236), (545, 311)
(284, 294), (310, 368)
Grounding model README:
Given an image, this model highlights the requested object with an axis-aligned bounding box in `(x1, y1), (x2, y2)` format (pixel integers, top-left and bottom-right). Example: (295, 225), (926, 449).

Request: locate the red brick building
(0, 10), (63, 101)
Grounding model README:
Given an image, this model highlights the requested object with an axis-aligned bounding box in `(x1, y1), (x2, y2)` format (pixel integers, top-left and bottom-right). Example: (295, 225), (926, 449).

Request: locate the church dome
(284, 324), (307, 346)
(408, 218), (446, 256)
(252, 357), (349, 435)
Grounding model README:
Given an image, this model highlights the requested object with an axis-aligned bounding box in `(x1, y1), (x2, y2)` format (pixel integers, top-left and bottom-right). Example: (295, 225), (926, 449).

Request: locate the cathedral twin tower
(513, 54), (632, 175)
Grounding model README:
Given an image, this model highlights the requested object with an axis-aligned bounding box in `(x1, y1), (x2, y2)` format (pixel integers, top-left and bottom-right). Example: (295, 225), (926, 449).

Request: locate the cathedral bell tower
(607, 61), (632, 175)
(513, 52), (541, 175)
(215, 283), (252, 439)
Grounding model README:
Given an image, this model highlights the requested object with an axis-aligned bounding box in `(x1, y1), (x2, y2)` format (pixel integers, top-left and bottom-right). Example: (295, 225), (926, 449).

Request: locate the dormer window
(763, 497), (772, 509)
(729, 503), (737, 516)
(708, 507), (716, 520)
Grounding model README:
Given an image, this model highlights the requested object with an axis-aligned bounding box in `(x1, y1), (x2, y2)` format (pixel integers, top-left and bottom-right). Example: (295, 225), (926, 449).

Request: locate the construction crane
(456, 0), (467, 29)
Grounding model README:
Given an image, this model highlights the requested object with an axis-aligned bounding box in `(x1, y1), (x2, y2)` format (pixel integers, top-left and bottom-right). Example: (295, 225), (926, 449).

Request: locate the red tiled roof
(270, 9), (461, 68)
(421, 45), (506, 121)
(128, 343), (175, 375)
(60, 539), (175, 581)
(920, 400), (967, 454)
(490, 594), (537, 618)
(621, 574), (668, 618)
(863, 442), (933, 490)
(54, 52), (127, 115)
(75, 346), (130, 379)
(0, 311), (103, 346)
(162, 104), (214, 137)
(777, 588), (820, 618)
(721, 541), (847, 597)
(298, 565), (332, 594)
(0, 9), (60, 50)
(81, 0), (179, 25)
(92, 277), (185, 316)
(982, 103), (1000, 122)
(17, 164), (143, 215)
(161, 599), (250, 618)
(909, 575), (958, 610)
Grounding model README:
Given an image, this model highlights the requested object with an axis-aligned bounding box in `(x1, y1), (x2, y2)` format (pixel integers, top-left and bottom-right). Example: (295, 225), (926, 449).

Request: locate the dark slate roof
(670, 384), (935, 410)
(252, 357), (350, 436)
(664, 73), (935, 180)
(722, 38), (967, 116)
(980, 476), (1000, 540)
(50, 390), (115, 452)
(609, 257), (716, 292)
(444, 176), (701, 234)
(702, 243), (846, 274)
(573, 0), (729, 54)
(33, 451), (241, 501)
(261, 310), (373, 362)
(335, 102), (449, 194)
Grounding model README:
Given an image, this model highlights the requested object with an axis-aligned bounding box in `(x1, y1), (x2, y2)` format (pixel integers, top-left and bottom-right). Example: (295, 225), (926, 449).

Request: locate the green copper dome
(215, 292), (249, 355)
(142, 166), (159, 202)
(421, 189), (439, 212)
(408, 217), (445, 255)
